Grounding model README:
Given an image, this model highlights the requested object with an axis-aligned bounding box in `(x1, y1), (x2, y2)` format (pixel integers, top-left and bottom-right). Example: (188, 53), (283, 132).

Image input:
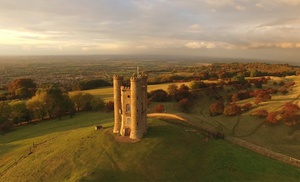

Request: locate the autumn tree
(7, 78), (36, 98)
(254, 90), (271, 105)
(241, 103), (252, 112)
(223, 103), (241, 116)
(280, 102), (299, 125)
(178, 98), (193, 113)
(174, 84), (191, 102)
(266, 112), (278, 124)
(209, 102), (224, 116)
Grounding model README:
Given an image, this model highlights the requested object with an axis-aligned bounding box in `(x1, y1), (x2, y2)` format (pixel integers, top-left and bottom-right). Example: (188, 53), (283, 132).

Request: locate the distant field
(81, 82), (190, 101)
(1, 112), (300, 181)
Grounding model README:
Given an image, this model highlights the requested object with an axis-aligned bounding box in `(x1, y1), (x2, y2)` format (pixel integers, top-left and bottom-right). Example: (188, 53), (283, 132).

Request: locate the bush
(155, 104), (165, 113)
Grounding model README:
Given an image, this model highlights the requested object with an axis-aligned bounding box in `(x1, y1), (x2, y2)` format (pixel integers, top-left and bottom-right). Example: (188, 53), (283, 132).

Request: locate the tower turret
(129, 76), (143, 139)
(113, 75), (123, 133)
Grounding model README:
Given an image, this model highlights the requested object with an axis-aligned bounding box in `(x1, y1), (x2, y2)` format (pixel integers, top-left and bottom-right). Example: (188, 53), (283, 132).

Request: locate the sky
(0, 0), (300, 61)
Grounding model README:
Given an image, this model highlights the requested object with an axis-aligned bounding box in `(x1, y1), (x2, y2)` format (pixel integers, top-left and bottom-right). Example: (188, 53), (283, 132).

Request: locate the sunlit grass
(1, 112), (300, 181)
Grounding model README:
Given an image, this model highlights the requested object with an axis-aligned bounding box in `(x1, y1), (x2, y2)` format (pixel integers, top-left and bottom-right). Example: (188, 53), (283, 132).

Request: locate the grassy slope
(186, 76), (300, 159)
(79, 76), (300, 159)
(1, 112), (300, 181)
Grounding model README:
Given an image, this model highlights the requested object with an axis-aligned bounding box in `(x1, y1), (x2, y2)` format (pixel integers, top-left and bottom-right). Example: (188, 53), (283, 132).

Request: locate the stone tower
(113, 71), (148, 139)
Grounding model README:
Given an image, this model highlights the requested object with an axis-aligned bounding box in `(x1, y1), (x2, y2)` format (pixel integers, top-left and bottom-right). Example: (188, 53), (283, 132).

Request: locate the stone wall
(225, 136), (300, 168)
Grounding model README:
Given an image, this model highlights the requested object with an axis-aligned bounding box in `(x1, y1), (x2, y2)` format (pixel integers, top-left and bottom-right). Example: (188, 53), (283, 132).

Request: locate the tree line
(0, 78), (112, 134)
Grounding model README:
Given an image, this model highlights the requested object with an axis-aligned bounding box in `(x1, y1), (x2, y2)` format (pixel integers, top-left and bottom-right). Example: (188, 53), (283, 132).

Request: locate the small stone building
(113, 73), (148, 139)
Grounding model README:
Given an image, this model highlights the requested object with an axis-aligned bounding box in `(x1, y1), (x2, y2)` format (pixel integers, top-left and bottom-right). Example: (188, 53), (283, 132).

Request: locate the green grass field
(1, 112), (300, 181)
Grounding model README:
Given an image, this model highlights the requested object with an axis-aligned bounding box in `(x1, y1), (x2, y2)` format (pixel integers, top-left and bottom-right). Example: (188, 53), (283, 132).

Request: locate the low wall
(225, 136), (300, 168)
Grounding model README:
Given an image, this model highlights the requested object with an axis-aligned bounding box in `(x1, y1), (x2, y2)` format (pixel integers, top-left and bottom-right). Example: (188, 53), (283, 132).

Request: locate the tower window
(127, 95), (130, 98)
(126, 104), (131, 112)
(127, 118), (131, 125)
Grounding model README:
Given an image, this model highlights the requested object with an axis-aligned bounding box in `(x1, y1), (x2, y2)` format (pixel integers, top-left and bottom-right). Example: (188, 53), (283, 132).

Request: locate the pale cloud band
(0, 0), (299, 61)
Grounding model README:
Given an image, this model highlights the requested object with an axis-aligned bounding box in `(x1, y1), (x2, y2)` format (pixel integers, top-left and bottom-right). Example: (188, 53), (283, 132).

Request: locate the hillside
(1, 112), (300, 181)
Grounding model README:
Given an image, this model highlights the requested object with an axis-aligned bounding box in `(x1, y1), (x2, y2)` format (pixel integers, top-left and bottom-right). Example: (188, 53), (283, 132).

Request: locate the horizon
(0, 1), (300, 61)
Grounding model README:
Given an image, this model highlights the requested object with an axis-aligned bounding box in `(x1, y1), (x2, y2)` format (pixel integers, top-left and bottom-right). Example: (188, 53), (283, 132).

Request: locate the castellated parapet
(113, 73), (148, 139)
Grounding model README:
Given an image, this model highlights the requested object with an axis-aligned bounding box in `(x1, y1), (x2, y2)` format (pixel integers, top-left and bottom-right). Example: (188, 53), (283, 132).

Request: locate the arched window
(126, 104), (130, 112)
(127, 118), (131, 125)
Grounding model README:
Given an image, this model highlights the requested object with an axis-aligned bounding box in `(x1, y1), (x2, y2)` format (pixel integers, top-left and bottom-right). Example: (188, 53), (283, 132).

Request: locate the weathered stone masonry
(113, 73), (148, 139)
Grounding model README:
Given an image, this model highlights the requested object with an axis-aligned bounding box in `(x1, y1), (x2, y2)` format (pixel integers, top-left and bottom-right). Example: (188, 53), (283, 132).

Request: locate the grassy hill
(1, 112), (300, 181)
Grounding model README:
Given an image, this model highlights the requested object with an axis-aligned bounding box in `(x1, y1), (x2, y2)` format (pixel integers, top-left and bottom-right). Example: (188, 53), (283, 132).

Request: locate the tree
(26, 94), (47, 120)
(178, 98), (193, 113)
(90, 97), (105, 111)
(27, 87), (74, 120)
(9, 100), (31, 124)
(189, 81), (200, 90)
(266, 112), (278, 124)
(209, 102), (224, 116)
(174, 84), (191, 102)
(155, 104), (165, 113)
(223, 103), (241, 116)
(280, 102), (299, 125)
(105, 101), (114, 112)
(241, 103), (252, 112)
(231, 75), (246, 84)
(7, 78), (36, 98)
(69, 91), (95, 111)
(254, 90), (271, 105)
(167, 84), (178, 98)
(148, 89), (170, 102)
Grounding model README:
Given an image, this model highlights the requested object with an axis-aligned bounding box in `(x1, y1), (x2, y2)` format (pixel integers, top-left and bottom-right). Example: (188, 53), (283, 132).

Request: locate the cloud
(0, 0), (299, 60)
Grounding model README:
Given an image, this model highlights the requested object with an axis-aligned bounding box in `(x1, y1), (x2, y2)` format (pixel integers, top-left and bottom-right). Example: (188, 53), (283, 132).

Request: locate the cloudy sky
(0, 0), (300, 61)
